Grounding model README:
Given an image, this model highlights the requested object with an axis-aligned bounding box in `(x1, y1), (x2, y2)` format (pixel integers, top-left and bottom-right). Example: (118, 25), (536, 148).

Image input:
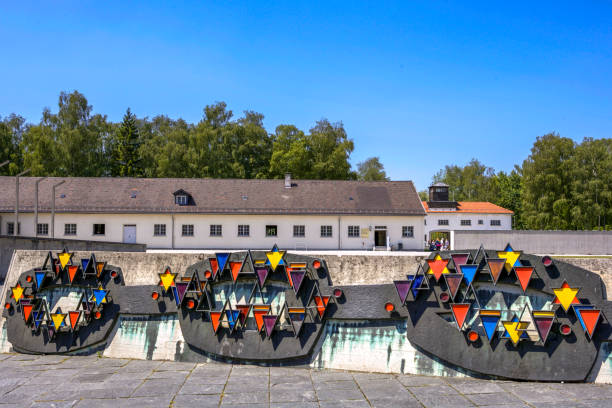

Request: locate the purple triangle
(255, 266), (268, 288)
(175, 282), (189, 303)
(263, 315), (277, 337)
(451, 253), (470, 268)
(534, 317), (554, 343)
(290, 271), (306, 294)
(394, 280), (413, 303)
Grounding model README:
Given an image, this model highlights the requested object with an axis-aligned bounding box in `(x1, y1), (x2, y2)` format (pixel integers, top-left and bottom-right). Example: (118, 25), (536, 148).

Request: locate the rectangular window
(460, 220), (471, 226)
(490, 220), (501, 226)
(266, 225), (278, 237)
(320, 225), (332, 237)
(64, 223), (77, 236)
(182, 224), (194, 236)
(37, 223), (49, 235)
(402, 226), (414, 238)
(348, 225), (360, 237)
(238, 225), (250, 237)
(175, 195), (188, 205)
(438, 219), (449, 226)
(210, 224), (222, 237)
(154, 224), (166, 236)
(293, 225), (305, 237)
(93, 224), (105, 235)
(7, 222), (20, 235)
(478, 219), (484, 225)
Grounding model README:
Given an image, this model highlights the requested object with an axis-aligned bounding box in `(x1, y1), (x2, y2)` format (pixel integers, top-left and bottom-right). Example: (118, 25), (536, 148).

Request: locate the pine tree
(116, 108), (142, 177)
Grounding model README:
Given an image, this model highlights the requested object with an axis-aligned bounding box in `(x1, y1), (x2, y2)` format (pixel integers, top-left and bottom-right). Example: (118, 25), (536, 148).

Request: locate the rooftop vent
(284, 173), (292, 189)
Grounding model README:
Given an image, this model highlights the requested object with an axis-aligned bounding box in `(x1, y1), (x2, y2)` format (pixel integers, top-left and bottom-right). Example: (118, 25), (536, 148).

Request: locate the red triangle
(285, 267), (295, 287)
(578, 309), (601, 338)
(514, 266), (533, 292)
(23, 304), (33, 323)
(67, 265), (79, 283)
(235, 304), (250, 325)
(314, 296), (330, 317)
(209, 258), (219, 278)
(229, 262), (242, 282)
(68, 311), (80, 330)
(210, 311), (222, 333)
(426, 258), (449, 282)
(253, 308), (270, 331)
(553, 282), (580, 304)
(451, 303), (470, 330)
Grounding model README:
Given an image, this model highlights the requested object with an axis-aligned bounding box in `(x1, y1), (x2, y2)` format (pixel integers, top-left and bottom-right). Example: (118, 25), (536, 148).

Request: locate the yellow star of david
(11, 284), (24, 303)
(159, 269), (177, 292)
(58, 251), (73, 269)
(266, 247), (285, 272)
(497, 244), (521, 273)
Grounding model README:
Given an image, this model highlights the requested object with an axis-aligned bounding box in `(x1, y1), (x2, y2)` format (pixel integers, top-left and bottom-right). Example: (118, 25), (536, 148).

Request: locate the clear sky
(1, 1), (611, 190)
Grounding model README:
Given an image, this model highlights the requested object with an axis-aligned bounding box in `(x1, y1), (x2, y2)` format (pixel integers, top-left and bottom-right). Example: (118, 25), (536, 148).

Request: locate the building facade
(0, 176), (426, 251)
(423, 183), (513, 247)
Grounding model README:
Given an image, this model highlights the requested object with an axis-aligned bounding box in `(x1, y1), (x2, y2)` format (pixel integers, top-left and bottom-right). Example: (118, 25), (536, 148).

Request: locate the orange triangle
(96, 262), (105, 277)
(451, 303), (471, 330)
(285, 267), (295, 287)
(314, 296), (330, 317)
(229, 262), (242, 282)
(426, 257), (449, 281)
(68, 311), (80, 330)
(68, 265), (79, 283)
(514, 266), (533, 292)
(487, 259), (505, 284)
(578, 309), (601, 338)
(23, 304), (33, 323)
(210, 311), (222, 333)
(253, 309), (269, 331)
(553, 282), (580, 304)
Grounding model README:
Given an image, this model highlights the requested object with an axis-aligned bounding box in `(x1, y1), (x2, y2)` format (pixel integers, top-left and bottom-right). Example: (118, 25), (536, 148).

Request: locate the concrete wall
(1, 212), (425, 251)
(0, 236), (145, 282)
(454, 230), (612, 255)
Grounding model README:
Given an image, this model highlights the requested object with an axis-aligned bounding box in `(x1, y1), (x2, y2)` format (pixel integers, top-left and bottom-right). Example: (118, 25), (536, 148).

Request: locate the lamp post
(15, 169), (31, 236)
(51, 180), (65, 239)
(34, 177), (48, 237)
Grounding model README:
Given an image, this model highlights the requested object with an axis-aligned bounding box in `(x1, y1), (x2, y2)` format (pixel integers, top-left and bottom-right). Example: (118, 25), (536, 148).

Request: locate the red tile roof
(422, 201), (513, 214)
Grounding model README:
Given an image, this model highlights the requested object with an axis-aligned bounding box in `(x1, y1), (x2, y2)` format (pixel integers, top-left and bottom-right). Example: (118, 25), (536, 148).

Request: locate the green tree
(113, 108), (142, 177)
(492, 168), (524, 229)
(357, 157), (389, 181)
(433, 159), (498, 202)
(521, 133), (576, 229)
(0, 114), (26, 175)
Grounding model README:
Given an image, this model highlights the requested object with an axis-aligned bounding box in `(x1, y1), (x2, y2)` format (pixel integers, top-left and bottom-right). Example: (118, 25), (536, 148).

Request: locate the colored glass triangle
(289, 310), (306, 336)
(215, 253), (230, 274)
(175, 282), (189, 304)
(451, 303), (470, 330)
(229, 262), (242, 282)
(497, 246), (521, 273)
(290, 270), (306, 294)
(96, 262), (105, 277)
(411, 275), (425, 298)
(576, 308), (601, 338)
(11, 284), (24, 303)
(502, 321), (522, 345)
(514, 266), (533, 292)
(92, 289), (108, 306)
(252, 306), (270, 331)
(159, 270), (176, 292)
(553, 284), (580, 312)
(209, 258), (219, 279)
(68, 265), (79, 283)
(235, 304), (251, 325)
(58, 252), (72, 269)
(22, 304), (34, 323)
(35, 272), (46, 289)
(81, 258), (90, 273)
(263, 315), (277, 337)
(426, 255), (449, 281)
(451, 253), (470, 269)
(68, 311), (80, 330)
(479, 311), (501, 342)
(226, 310), (240, 330)
(266, 247), (285, 272)
(533, 316), (554, 343)
(457, 264), (478, 286)
(314, 296), (330, 317)
(394, 280), (413, 304)
(255, 266), (268, 288)
(51, 313), (66, 330)
(487, 259), (506, 284)
(443, 274), (463, 300)
(210, 311), (222, 333)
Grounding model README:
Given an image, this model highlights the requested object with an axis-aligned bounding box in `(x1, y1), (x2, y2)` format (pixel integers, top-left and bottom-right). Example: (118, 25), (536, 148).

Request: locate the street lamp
(34, 177), (48, 237)
(51, 180), (65, 239)
(15, 169), (31, 236)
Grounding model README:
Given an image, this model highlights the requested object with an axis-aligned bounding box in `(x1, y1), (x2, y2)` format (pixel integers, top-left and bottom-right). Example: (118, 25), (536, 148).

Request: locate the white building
(0, 175), (426, 251)
(423, 183), (513, 247)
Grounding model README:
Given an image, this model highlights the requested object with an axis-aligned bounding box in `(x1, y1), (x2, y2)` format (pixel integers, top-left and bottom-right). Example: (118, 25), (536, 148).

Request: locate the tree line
(426, 134), (612, 230)
(0, 91), (389, 181)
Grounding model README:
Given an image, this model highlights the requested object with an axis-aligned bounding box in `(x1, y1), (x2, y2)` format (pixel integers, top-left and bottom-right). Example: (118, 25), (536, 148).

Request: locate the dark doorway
(375, 230), (387, 247)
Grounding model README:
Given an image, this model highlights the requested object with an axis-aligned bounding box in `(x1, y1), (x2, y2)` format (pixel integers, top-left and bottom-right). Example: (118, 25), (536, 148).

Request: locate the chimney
(284, 173), (292, 189)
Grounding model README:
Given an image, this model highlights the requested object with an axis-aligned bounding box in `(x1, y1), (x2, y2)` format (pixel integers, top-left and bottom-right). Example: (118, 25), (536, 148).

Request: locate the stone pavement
(0, 354), (611, 408)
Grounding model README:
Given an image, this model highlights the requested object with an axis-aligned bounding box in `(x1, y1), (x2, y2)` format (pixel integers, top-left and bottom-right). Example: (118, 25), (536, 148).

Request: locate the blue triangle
(35, 272), (46, 289)
(81, 258), (90, 272)
(411, 275), (424, 298)
(33, 312), (43, 329)
(216, 253), (230, 272)
(92, 289), (107, 307)
(481, 315), (500, 341)
(459, 265), (479, 286)
(171, 286), (180, 306)
(226, 310), (240, 330)
(504, 244), (514, 252)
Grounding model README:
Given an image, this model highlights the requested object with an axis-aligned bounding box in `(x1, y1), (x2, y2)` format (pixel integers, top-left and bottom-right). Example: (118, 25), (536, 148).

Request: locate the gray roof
(0, 177), (426, 216)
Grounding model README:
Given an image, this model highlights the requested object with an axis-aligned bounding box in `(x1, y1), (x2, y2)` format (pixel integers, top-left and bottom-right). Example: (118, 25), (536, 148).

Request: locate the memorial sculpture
(3, 244), (611, 381)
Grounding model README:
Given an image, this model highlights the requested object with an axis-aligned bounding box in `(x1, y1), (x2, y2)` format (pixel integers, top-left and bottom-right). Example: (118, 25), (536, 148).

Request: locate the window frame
(438, 219), (449, 226)
(402, 226), (414, 238)
(7, 222), (21, 235)
(265, 225), (278, 237)
(347, 225), (360, 238)
(37, 223), (49, 236)
(460, 219), (472, 226)
(320, 225), (332, 238)
(293, 225), (305, 238)
(154, 224), (167, 237)
(210, 224), (222, 237)
(175, 195), (188, 205)
(93, 223), (106, 236)
(182, 224), (194, 237)
(64, 223), (77, 236)
(478, 219), (484, 225)
(238, 224), (250, 237)
(490, 219), (501, 226)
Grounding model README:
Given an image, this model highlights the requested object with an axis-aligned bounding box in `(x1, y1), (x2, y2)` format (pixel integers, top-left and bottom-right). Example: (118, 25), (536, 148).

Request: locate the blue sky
(1, 1), (611, 190)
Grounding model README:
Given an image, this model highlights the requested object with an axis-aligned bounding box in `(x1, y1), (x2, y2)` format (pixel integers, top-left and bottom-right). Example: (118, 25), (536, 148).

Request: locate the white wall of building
(0, 212), (425, 251)
(424, 212), (512, 241)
